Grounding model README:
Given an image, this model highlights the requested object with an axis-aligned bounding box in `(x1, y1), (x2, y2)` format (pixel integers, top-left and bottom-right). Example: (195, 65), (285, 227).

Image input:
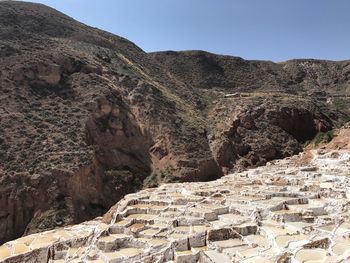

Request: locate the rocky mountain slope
(0, 1), (349, 243)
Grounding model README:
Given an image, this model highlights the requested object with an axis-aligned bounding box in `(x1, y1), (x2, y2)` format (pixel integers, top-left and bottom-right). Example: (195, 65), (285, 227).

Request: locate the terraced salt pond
(0, 150), (349, 262)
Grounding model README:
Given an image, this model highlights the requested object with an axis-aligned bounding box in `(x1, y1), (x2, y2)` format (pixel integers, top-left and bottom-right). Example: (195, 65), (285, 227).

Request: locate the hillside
(0, 1), (349, 243)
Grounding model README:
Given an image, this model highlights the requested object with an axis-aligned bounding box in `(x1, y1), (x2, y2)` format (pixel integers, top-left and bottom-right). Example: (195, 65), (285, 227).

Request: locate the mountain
(0, 1), (349, 243)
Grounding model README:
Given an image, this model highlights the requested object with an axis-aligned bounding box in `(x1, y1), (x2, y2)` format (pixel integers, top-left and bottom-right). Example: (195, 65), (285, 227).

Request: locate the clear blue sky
(27, 0), (350, 62)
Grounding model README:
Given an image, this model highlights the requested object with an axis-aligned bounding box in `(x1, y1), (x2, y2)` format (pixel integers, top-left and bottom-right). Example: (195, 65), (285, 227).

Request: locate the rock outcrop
(0, 1), (349, 243)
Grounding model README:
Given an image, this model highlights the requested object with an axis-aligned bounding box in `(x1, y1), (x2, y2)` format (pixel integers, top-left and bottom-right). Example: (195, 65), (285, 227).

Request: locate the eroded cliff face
(210, 101), (333, 173)
(86, 97), (151, 176)
(0, 1), (349, 243)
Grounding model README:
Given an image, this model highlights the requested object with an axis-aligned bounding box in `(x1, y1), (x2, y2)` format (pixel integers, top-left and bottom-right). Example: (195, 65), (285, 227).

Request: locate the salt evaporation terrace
(1, 149), (350, 263)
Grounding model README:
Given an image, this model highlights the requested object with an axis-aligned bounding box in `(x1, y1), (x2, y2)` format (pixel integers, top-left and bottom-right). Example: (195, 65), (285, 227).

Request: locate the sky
(26, 0), (350, 62)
